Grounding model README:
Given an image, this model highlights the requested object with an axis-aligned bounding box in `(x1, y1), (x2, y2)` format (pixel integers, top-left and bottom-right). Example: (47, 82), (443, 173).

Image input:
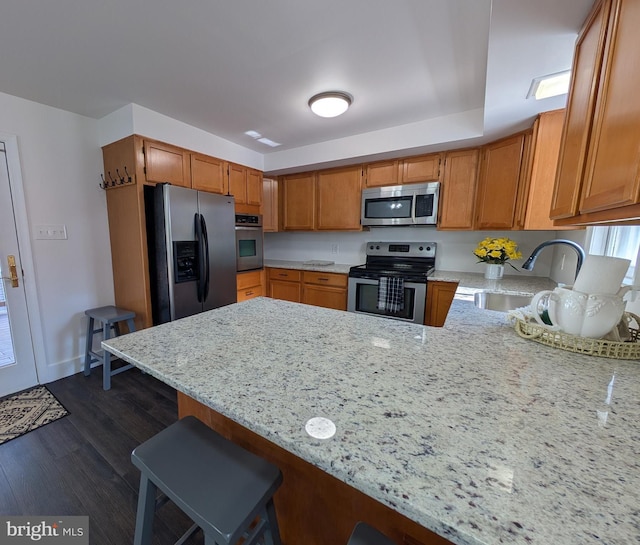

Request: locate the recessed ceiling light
(308, 91), (353, 118)
(257, 137), (281, 148)
(244, 130), (262, 139)
(527, 70), (571, 100)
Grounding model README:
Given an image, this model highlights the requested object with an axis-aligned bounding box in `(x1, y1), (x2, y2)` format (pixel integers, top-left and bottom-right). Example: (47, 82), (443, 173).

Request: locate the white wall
(0, 91), (114, 383)
(265, 228), (587, 280)
(98, 104), (264, 170)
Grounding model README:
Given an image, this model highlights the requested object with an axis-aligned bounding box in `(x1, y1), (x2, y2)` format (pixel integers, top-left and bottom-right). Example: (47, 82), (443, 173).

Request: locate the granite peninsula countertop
(103, 297), (640, 545)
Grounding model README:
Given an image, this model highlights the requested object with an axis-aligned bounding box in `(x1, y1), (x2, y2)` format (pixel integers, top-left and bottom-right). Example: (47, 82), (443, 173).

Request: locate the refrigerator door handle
(195, 213), (205, 303)
(200, 214), (211, 301)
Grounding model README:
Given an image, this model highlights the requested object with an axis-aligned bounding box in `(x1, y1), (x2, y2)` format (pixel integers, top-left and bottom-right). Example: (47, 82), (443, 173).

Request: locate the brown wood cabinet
(267, 268), (348, 311)
(143, 139), (191, 187)
(301, 271), (348, 310)
(281, 173), (315, 230)
(520, 110), (575, 230)
(364, 154), (441, 188)
(401, 154), (441, 184)
(228, 163), (247, 204)
(438, 149), (479, 230)
(190, 153), (226, 194)
(246, 169), (263, 207)
(237, 270), (264, 302)
(281, 167), (362, 231)
(365, 160), (400, 187)
(316, 166), (362, 230)
(475, 133), (527, 230)
(263, 178), (279, 232)
(267, 268), (303, 302)
(553, 0), (640, 225)
(425, 281), (458, 327)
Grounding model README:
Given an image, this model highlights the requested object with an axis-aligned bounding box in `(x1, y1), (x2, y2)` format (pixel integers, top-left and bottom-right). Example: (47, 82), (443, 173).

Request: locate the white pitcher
(530, 287), (626, 339)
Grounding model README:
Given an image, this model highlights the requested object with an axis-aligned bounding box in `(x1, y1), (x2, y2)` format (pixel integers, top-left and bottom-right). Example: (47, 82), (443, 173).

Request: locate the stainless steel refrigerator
(145, 183), (237, 324)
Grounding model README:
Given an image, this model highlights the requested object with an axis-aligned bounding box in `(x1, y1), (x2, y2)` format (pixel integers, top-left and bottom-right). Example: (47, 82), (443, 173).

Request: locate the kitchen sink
(473, 291), (532, 312)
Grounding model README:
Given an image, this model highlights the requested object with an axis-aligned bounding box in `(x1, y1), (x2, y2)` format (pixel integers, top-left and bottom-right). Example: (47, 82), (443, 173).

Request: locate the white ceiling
(0, 0), (594, 172)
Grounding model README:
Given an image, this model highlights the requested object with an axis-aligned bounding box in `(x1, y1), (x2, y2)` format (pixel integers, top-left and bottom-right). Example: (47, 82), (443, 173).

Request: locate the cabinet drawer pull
(317, 277), (329, 281)
(245, 290), (253, 296)
(278, 273), (288, 277)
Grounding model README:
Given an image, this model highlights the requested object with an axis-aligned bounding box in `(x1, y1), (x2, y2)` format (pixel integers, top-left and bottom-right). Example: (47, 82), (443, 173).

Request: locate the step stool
(131, 415), (283, 545)
(347, 522), (396, 545)
(84, 305), (136, 390)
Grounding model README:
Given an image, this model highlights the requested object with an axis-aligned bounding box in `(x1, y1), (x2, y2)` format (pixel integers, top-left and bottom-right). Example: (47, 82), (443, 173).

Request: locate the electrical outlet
(331, 243), (339, 255)
(34, 224), (68, 240)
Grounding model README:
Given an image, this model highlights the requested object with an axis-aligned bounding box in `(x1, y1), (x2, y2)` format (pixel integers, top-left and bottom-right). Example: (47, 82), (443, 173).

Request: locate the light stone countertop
(103, 297), (640, 545)
(264, 259), (558, 295)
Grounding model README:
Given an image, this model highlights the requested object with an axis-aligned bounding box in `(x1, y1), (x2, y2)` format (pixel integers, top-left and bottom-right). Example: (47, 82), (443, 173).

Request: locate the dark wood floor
(0, 368), (206, 544)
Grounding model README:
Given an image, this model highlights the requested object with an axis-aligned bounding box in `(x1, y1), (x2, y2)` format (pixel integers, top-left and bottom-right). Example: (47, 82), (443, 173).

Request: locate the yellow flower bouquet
(473, 237), (522, 270)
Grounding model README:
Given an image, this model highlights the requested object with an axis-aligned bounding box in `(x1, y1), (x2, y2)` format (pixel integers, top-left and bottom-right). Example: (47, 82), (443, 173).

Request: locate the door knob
(1, 255), (19, 288)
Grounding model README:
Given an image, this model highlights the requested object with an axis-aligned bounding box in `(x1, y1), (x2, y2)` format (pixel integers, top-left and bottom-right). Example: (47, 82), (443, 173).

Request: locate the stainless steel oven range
(347, 241), (436, 324)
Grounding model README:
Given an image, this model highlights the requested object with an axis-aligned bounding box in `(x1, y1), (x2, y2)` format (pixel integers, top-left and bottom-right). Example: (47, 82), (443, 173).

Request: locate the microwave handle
(411, 193), (417, 224)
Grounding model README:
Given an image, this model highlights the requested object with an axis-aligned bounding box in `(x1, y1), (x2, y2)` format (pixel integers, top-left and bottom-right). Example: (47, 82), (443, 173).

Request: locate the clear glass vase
(484, 263), (504, 279)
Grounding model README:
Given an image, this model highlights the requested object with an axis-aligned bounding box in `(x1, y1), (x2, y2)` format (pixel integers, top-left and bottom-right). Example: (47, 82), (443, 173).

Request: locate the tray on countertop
(302, 260), (335, 266)
(513, 313), (640, 360)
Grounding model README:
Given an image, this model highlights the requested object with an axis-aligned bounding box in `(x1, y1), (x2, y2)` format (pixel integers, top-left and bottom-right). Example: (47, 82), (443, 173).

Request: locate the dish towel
(377, 277), (405, 313)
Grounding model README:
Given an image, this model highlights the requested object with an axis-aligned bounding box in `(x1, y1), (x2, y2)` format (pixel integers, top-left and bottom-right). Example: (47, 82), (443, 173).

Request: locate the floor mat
(0, 385), (69, 446)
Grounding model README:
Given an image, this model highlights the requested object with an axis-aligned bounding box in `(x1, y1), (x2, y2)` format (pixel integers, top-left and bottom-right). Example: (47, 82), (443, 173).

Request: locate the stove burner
(348, 241), (436, 284)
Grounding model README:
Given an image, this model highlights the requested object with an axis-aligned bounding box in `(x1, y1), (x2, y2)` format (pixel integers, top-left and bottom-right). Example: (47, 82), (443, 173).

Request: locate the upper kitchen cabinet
(364, 160), (400, 187)
(281, 166), (362, 231)
(552, 0), (640, 225)
(228, 163), (247, 204)
(316, 166), (362, 230)
(475, 133), (527, 230)
(281, 172), (316, 230)
(438, 148), (479, 230)
(520, 109), (577, 230)
(262, 178), (279, 232)
(143, 139), (191, 187)
(229, 164), (262, 213)
(400, 153), (442, 184)
(364, 153), (441, 188)
(190, 153), (226, 194)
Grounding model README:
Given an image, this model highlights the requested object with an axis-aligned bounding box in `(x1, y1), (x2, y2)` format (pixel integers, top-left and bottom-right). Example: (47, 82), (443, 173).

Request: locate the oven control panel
(365, 241), (436, 258)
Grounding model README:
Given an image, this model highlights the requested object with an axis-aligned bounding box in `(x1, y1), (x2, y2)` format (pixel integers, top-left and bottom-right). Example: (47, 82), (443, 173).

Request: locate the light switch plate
(34, 224), (67, 240)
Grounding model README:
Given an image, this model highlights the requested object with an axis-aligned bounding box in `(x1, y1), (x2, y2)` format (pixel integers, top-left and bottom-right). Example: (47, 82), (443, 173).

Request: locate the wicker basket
(513, 313), (640, 360)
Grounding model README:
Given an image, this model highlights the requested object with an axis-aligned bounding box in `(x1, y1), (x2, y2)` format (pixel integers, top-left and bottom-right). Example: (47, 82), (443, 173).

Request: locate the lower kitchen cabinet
(237, 269), (265, 302)
(302, 271), (348, 311)
(267, 268), (347, 310)
(268, 268), (303, 302)
(425, 281), (458, 327)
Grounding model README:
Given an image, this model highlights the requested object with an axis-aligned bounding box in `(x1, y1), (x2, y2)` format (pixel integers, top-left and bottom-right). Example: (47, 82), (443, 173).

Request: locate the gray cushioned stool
(131, 416), (283, 545)
(347, 522), (396, 545)
(84, 305), (135, 390)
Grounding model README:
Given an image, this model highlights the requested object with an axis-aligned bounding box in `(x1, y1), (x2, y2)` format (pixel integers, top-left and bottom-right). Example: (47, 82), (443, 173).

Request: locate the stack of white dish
(530, 255), (633, 339)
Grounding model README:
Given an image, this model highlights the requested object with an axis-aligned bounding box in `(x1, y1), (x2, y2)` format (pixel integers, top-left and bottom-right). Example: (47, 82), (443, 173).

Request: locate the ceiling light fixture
(308, 91), (353, 118)
(527, 70), (571, 100)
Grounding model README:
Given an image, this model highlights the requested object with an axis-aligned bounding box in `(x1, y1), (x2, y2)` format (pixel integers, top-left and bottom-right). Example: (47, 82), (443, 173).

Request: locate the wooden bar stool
(347, 522), (396, 545)
(84, 305), (135, 390)
(131, 415), (283, 545)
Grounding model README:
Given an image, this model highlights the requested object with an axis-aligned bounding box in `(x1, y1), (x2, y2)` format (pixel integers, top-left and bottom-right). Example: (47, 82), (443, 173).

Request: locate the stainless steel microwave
(361, 182), (440, 226)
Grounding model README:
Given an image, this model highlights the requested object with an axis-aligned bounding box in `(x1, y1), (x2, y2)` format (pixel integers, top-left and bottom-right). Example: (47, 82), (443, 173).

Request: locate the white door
(0, 142), (38, 396)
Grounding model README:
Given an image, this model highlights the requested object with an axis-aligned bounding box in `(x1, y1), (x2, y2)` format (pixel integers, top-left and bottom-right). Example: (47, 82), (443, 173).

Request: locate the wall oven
(347, 241), (436, 324)
(235, 214), (263, 272)
(361, 182), (439, 227)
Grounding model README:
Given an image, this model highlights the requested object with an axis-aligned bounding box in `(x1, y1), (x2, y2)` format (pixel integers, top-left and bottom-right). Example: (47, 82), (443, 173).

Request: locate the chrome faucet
(522, 239), (586, 279)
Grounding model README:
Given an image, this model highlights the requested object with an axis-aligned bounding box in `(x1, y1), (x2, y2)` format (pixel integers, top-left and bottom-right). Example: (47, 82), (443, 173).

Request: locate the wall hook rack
(100, 167), (134, 189)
